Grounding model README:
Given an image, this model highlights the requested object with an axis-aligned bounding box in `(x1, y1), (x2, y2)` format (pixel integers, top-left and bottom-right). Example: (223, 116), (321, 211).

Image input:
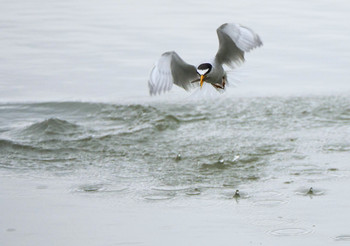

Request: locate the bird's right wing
(215, 23), (262, 68)
(148, 51), (198, 95)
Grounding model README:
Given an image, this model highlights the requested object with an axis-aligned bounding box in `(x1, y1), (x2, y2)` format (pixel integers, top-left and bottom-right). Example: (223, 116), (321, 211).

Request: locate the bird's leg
(222, 76), (226, 89)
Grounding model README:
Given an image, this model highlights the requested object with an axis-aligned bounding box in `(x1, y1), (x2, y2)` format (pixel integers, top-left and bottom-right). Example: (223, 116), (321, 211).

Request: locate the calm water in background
(1, 0), (350, 101)
(1, 0), (350, 245)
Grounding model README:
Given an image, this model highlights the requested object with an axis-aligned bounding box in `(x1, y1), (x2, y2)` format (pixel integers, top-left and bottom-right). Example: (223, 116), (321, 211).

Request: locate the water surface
(1, 0), (350, 245)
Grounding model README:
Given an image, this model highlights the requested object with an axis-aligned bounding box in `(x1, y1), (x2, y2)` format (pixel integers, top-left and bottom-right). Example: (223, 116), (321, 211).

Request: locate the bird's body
(148, 23), (262, 95)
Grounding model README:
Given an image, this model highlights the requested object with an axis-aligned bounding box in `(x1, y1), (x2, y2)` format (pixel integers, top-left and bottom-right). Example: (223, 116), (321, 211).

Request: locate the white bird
(148, 23), (262, 95)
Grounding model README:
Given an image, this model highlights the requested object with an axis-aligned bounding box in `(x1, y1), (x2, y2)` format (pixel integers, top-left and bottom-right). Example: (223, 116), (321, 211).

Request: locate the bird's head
(196, 63), (212, 88)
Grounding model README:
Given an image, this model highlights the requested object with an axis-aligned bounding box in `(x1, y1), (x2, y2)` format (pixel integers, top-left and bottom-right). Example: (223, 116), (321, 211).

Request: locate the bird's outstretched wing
(148, 51), (198, 95)
(215, 23), (262, 68)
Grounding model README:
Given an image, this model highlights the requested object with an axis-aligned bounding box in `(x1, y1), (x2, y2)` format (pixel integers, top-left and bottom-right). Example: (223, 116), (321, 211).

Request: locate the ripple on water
(185, 188), (201, 196)
(252, 199), (288, 207)
(151, 186), (189, 192)
(295, 187), (325, 197)
(76, 183), (106, 192)
(220, 189), (250, 200)
(143, 194), (175, 201)
(251, 191), (288, 207)
(323, 143), (350, 152)
(74, 183), (127, 193)
(268, 227), (313, 236)
(334, 235), (350, 241)
(36, 185), (48, 189)
(150, 186), (210, 198)
(252, 217), (294, 227)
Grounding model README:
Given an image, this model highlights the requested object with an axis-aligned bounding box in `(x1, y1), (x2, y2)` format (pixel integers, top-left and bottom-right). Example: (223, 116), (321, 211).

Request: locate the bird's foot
(212, 83), (224, 89)
(211, 76), (226, 90)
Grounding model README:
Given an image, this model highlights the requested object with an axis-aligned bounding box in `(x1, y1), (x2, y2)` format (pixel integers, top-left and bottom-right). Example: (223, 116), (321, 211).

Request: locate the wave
(0, 138), (39, 151)
(1, 96), (350, 176)
(25, 118), (79, 134)
(0, 138), (79, 154)
(22, 118), (80, 136)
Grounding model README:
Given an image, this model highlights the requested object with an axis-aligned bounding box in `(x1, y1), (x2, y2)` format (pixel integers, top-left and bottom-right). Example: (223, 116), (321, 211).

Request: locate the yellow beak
(200, 75), (205, 88)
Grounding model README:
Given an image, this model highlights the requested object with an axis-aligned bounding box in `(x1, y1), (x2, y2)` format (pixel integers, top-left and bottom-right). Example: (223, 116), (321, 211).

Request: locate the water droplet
(232, 154), (240, 162)
(328, 168), (338, 172)
(233, 189), (240, 198)
(307, 187), (313, 195)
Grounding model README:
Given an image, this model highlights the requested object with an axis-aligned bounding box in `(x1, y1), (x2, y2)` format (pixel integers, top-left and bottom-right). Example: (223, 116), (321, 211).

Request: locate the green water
(1, 96), (349, 200)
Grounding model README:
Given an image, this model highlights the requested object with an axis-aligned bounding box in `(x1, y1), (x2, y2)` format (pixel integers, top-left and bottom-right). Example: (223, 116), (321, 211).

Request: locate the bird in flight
(148, 23), (262, 95)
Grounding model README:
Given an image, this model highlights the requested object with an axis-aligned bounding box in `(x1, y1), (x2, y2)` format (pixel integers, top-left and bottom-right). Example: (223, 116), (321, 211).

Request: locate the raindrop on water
(307, 187), (314, 195)
(233, 189), (240, 198)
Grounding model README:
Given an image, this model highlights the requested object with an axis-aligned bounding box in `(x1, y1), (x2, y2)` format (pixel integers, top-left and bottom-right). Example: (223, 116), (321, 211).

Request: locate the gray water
(1, 0), (350, 245)
(2, 97), (350, 245)
(1, 0), (350, 102)
(1, 97), (350, 195)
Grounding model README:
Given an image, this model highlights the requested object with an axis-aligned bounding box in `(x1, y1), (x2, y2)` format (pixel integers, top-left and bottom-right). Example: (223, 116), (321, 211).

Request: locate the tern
(148, 23), (262, 95)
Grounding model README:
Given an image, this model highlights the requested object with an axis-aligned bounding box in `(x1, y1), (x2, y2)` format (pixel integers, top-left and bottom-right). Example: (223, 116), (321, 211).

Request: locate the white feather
(222, 23), (262, 52)
(148, 54), (174, 95)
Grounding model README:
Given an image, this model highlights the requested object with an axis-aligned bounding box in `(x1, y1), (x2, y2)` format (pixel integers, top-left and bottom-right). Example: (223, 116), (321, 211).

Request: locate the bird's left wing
(215, 23), (262, 68)
(148, 51), (198, 95)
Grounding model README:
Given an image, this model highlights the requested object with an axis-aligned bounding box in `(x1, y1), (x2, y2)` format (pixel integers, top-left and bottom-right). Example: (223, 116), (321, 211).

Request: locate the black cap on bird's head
(196, 63), (212, 88)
